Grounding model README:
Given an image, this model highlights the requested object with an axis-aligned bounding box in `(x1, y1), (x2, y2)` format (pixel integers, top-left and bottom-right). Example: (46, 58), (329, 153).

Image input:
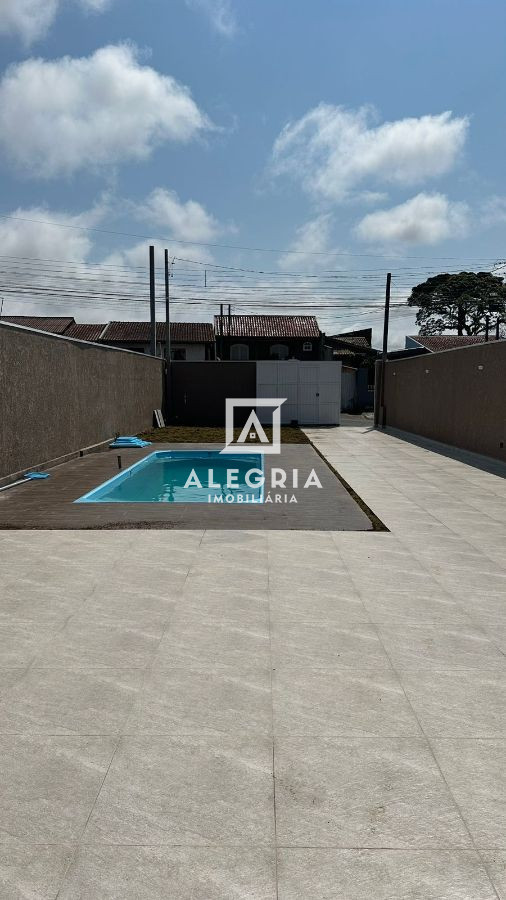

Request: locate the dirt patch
(138, 425), (310, 444)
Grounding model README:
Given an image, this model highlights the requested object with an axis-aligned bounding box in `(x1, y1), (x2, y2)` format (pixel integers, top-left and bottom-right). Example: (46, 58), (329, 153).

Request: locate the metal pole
(164, 249), (171, 423)
(378, 272), (391, 429)
(149, 245), (156, 356)
(164, 250), (171, 362)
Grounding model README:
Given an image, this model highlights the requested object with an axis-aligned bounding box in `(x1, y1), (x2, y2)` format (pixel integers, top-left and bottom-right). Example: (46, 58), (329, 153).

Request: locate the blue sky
(0, 0), (505, 345)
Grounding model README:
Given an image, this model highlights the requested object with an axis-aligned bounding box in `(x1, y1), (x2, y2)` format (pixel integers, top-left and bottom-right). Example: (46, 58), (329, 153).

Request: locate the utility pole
(164, 250), (172, 363)
(377, 272), (391, 429)
(164, 250), (172, 422)
(149, 245), (156, 356)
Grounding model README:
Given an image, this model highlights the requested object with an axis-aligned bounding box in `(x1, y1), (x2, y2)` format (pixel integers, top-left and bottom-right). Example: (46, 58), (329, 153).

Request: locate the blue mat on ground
(109, 437), (151, 448)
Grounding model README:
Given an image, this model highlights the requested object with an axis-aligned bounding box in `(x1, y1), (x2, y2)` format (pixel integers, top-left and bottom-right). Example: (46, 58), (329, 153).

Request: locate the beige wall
(382, 340), (506, 461)
(0, 323), (164, 478)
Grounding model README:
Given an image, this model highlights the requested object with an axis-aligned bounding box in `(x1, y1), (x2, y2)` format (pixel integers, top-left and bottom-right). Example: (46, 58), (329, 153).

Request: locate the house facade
(214, 314), (324, 360)
(98, 322), (215, 359)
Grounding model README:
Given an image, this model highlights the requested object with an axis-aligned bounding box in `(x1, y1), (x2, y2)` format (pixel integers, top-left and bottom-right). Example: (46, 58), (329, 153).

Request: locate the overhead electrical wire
(0, 213), (503, 263)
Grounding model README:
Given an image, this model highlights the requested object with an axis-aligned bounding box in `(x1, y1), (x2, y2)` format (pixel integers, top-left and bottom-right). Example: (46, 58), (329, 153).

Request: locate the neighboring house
(0, 315), (76, 334)
(214, 314), (324, 360)
(98, 322), (215, 360)
(406, 334), (502, 352)
(325, 328), (378, 411)
(0, 316), (216, 360)
(325, 328), (376, 364)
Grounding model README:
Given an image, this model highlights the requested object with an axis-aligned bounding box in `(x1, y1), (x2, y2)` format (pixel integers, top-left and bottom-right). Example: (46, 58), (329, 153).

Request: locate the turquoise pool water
(75, 451), (264, 503)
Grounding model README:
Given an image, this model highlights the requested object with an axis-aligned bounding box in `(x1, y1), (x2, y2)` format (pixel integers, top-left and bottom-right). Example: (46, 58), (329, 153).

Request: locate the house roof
(100, 321), (215, 343)
(408, 334), (501, 352)
(64, 323), (106, 341)
(214, 314), (320, 339)
(0, 315), (75, 334)
(329, 335), (371, 349)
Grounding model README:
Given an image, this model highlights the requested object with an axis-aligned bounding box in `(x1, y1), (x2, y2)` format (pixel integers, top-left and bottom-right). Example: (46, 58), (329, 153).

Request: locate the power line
(0, 213), (502, 263)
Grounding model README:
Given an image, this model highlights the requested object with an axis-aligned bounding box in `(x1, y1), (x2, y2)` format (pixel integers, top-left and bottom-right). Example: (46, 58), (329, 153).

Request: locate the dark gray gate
(169, 361), (256, 425)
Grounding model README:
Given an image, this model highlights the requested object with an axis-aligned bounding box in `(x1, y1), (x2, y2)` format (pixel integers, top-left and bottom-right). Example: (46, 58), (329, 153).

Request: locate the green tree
(407, 271), (506, 335)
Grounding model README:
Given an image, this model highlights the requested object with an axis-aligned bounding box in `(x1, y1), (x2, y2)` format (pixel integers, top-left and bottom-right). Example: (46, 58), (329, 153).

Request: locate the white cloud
(0, 0), (112, 45)
(0, 44), (211, 178)
(136, 188), (221, 243)
(277, 214), (342, 270)
(185, 0), (237, 37)
(481, 195), (506, 226)
(271, 104), (469, 202)
(355, 192), (469, 245)
(0, 203), (106, 262)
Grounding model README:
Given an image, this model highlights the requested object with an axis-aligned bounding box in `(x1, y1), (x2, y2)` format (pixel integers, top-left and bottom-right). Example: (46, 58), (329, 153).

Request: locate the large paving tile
(273, 668), (420, 737)
(31, 618), (163, 669)
(0, 839), (74, 900)
(179, 579), (270, 628)
(460, 595), (506, 630)
(271, 623), (392, 671)
(361, 592), (472, 625)
(401, 669), (506, 737)
(0, 625), (55, 667)
(432, 740), (506, 847)
(59, 846), (276, 899)
(275, 737), (470, 848)
(277, 849), (497, 899)
(268, 566), (350, 595)
(84, 734), (274, 845)
(111, 558), (193, 593)
(0, 735), (116, 842)
(81, 587), (177, 629)
(481, 851), (506, 899)
(481, 623), (506, 657)
(0, 667), (143, 734)
(0, 578), (86, 627)
(269, 590), (368, 626)
(126, 664), (272, 735)
(378, 624), (506, 672)
(154, 616), (271, 671)
(349, 572), (449, 600)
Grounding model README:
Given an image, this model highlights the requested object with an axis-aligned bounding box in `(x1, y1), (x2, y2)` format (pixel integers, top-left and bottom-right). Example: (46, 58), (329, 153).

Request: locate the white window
(303, 341), (313, 352)
(230, 343), (249, 361)
(270, 343), (289, 360)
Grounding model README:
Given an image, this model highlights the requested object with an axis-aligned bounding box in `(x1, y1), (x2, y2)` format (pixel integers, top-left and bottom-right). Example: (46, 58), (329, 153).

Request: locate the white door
(298, 363), (320, 424)
(256, 361), (341, 425)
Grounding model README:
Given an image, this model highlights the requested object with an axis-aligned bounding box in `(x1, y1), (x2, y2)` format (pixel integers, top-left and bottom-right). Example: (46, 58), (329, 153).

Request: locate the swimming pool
(75, 450), (264, 504)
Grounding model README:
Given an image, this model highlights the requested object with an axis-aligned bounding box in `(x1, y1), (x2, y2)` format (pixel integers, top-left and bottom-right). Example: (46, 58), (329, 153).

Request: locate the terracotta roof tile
(0, 316), (75, 334)
(100, 321), (214, 343)
(214, 314), (320, 338)
(64, 323), (106, 341)
(409, 334), (501, 352)
(329, 335), (371, 349)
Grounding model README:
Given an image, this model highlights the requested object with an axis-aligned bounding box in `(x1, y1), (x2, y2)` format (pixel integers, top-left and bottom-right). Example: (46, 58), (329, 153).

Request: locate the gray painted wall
(380, 340), (506, 461)
(0, 323), (164, 478)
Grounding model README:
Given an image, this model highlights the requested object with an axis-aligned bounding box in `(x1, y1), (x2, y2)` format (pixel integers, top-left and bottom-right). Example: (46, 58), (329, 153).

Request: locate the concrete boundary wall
(380, 340), (506, 462)
(0, 322), (164, 478)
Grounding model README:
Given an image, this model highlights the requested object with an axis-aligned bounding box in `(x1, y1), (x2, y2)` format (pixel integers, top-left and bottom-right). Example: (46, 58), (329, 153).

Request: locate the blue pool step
(109, 436), (151, 449)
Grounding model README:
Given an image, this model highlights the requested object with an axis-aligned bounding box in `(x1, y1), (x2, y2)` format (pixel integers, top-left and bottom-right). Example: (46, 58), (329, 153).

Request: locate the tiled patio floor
(0, 425), (505, 898)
